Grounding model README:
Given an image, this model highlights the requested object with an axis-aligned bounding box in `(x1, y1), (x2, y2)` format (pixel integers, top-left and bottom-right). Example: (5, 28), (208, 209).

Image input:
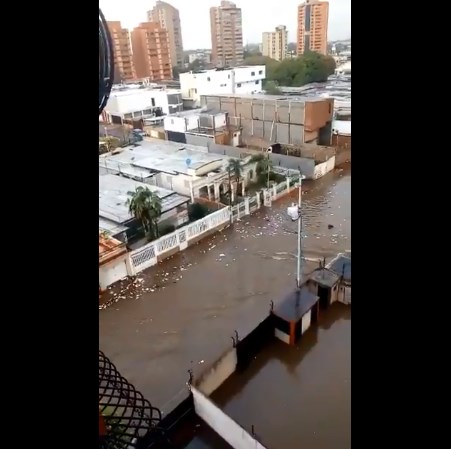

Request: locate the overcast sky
(100, 0), (350, 50)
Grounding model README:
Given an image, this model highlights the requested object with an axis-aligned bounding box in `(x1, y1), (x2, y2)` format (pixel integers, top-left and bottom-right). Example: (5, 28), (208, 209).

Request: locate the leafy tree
(188, 203), (208, 221)
(243, 52), (336, 87)
(264, 80), (282, 95)
(127, 186), (162, 241)
(227, 158), (242, 184)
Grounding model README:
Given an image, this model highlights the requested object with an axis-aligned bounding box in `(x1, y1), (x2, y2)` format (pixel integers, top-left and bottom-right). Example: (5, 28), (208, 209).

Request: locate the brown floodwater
(211, 303), (351, 449)
(99, 166), (350, 447)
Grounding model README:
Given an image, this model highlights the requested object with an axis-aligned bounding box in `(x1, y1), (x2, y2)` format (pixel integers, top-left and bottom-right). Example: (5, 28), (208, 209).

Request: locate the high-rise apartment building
(210, 1), (244, 67)
(131, 22), (172, 81)
(147, 1), (184, 68)
(297, 0), (329, 55)
(107, 21), (136, 82)
(262, 25), (288, 61)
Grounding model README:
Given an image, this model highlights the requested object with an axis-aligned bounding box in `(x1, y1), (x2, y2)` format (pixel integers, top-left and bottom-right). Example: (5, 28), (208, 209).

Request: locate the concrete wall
(99, 254), (131, 290)
(185, 133), (213, 148)
(201, 95), (306, 146)
(192, 388), (268, 449)
(195, 348), (238, 396)
(313, 156), (335, 179)
(202, 95), (335, 149)
(106, 90), (172, 115)
(207, 142), (319, 179)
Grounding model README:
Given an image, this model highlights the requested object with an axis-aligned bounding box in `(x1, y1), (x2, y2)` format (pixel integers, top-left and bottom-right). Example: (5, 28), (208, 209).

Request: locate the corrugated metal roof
(99, 174), (189, 225)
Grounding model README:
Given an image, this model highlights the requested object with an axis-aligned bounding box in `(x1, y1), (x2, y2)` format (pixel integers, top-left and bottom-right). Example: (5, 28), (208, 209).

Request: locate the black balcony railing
(99, 351), (164, 449)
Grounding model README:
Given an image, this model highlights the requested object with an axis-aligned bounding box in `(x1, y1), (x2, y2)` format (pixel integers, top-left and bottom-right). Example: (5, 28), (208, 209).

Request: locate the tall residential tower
(262, 25), (288, 61)
(131, 22), (172, 81)
(210, 1), (244, 67)
(147, 1), (184, 68)
(107, 21), (136, 82)
(297, 0), (329, 55)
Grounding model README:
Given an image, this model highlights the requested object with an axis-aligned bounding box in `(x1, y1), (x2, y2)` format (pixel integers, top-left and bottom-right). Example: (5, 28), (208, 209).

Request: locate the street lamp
(287, 175), (306, 289)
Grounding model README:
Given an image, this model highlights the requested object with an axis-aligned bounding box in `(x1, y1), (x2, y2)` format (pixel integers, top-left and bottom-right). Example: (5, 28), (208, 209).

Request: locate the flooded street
(212, 303), (351, 449)
(99, 165), (351, 420)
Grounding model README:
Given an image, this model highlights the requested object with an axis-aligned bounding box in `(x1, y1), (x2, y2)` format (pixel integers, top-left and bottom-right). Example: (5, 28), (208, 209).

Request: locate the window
(259, 70), (263, 74)
(171, 119), (174, 124)
(255, 80), (259, 85)
(151, 98), (156, 107)
(237, 83), (241, 87)
(251, 71), (255, 76)
(228, 74), (231, 79)
(194, 88), (197, 94)
(207, 77), (211, 81)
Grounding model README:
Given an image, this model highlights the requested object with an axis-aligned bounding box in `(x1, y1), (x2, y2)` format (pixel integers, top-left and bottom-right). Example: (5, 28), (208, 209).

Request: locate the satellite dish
(186, 158), (192, 167)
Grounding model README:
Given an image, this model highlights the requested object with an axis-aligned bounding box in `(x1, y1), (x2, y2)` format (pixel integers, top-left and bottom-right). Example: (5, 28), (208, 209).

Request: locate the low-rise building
(99, 173), (190, 242)
(201, 93), (334, 148)
(101, 85), (183, 125)
(99, 234), (134, 291)
(99, 139), (258, 202)
(179, 66), (265, 108)
(188, 51), (212, 65)
(163, 109), (234, 146)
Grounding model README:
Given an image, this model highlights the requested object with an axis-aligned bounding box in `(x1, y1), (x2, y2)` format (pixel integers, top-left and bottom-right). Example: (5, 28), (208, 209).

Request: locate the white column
(189, 180), (194, 202)
(244, 196), (250, 215)
(214, 182), (220, 201)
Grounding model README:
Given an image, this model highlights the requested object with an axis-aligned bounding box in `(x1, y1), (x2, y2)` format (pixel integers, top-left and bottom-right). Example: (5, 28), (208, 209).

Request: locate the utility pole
(287, 175), (305, 289)
(296, 178), (302, 289)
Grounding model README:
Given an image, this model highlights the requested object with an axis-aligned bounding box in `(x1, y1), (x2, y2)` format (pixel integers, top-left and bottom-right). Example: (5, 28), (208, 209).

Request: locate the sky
(99, 0), (351, 50)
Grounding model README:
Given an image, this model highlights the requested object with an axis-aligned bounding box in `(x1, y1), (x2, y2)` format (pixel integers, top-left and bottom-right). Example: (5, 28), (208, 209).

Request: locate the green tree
(127, 186), (162, 241)
(188, 203), (208, 221)
(264, 80), (282, 95)
(244, 52), (336, 87)
(251, 154), (273, 187)
(227, 158), (242, 184)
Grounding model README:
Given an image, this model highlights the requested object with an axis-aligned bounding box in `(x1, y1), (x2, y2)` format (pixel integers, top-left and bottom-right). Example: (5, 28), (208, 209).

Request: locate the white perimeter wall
(99, 254), (132, 290)
(313, 156), (336, 180)
(192, 387), (268, 449)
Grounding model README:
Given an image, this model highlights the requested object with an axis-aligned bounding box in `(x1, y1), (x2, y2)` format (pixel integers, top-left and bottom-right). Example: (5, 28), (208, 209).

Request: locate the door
(318, 285), (330, 309)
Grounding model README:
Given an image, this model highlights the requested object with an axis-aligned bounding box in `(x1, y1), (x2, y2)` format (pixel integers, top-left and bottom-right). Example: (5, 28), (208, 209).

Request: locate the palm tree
(127, 186), (162, 241)
(227, 158), (243, 201)
(251, 153), (273, 187)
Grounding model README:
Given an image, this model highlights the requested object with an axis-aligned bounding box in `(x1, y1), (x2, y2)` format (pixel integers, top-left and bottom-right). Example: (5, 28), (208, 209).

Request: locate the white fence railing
(231, 177), (297, 219)
(128, 179), (296, 275)
(130, 207), (231, 273)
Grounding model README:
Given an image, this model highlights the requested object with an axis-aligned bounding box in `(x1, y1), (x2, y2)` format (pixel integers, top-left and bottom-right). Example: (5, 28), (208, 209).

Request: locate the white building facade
(101, 86), (183, 124)
(179, 66), (266, 108)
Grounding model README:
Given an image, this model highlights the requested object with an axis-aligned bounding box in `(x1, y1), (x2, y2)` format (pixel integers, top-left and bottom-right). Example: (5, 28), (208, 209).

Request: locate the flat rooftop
(99, 174), (189, 224)
(99, 217), (128, 235)
(110, 87), (181, 97)
(99, 140), (229, 176)
(309, 268), (340, 288)
(273, 287), (319, 321)
(99, 234), (126, 265)
(211, 304), (351, 449)
(328, 252), (351, 283)
(202, 92), (329, 103)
